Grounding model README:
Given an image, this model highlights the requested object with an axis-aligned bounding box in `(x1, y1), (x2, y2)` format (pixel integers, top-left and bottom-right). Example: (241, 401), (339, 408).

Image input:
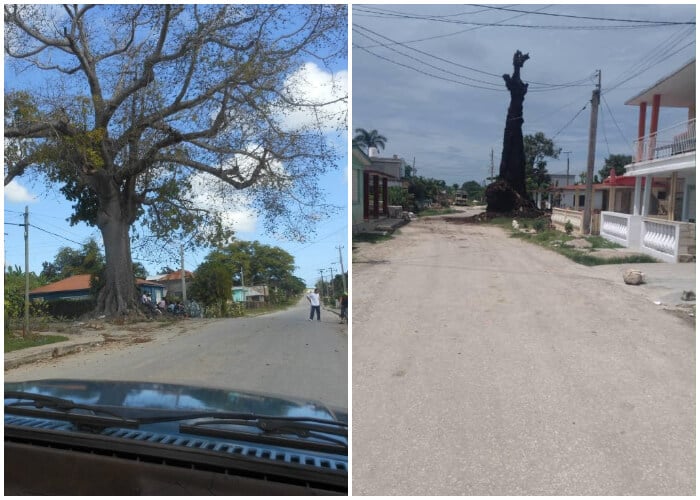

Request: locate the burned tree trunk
(486, 50), (539, 214)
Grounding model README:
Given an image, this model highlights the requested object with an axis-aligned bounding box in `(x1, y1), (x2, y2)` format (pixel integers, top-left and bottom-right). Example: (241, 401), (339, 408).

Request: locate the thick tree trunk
(92, 175), (139, 317)
(488, 50), (536, 214)
(97, 217), (137, 316)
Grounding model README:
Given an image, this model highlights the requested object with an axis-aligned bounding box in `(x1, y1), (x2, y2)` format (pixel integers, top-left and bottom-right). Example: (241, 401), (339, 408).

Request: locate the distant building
(146, 270), (194, 298)
(232, 285), (269, 304)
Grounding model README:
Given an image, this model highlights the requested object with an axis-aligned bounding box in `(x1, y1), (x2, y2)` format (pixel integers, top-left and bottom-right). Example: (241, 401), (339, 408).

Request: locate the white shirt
(307, 292), (320, 306)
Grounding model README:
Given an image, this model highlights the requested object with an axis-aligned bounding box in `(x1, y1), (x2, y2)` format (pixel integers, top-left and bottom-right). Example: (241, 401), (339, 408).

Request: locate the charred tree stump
(487, 50), (540, 215)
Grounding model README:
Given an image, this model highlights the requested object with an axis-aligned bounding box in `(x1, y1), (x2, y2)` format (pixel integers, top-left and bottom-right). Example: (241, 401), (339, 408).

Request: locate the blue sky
(3, 5), (348, 289)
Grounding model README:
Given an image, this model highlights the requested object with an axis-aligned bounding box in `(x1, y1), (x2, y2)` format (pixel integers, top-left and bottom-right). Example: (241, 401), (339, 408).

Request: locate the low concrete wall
(552, 208), (600, 235)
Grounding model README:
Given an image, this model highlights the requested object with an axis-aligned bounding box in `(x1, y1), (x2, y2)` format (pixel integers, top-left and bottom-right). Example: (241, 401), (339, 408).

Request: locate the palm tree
(353, 128), (387, 153)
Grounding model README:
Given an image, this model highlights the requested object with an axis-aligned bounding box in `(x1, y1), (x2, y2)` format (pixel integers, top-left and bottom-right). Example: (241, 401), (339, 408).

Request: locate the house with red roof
(146, 270), (194, 299)
(30, 274), (166, 303)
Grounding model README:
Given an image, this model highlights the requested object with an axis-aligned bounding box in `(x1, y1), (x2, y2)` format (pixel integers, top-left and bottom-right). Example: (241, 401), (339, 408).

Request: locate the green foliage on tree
(189, 261), (231, 317)
(524, 132), (560, 194)
(132, 262), (148, 279)
(598, 154), (632, 180)
(388, 186), (411, 209)
(407, 176), (447, 210)
(40, 238), (105, 283)
(578, 171), (600, 185)
(4, 265), (44, 320)
(331, 272), (348, 295)
(353, 128), (387, 152)
(196, 240), (304, 306)
(460, 180), (485, 202)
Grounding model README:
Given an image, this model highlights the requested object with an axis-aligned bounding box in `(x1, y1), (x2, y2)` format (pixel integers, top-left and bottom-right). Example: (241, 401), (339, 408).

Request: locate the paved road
(352, 214), (694, 495)
(6, 299), (348, 409)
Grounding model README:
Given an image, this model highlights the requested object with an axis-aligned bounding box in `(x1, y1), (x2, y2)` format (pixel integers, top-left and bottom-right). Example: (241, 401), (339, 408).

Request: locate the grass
(353, 232), (395, 244)
(5, 331), (69, 353)
(486, 216), (658, 266)
(418, 208), (459, 217)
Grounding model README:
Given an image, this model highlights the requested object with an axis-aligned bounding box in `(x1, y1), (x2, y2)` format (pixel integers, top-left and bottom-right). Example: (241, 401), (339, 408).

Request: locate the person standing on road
(307, 288), (321, 321)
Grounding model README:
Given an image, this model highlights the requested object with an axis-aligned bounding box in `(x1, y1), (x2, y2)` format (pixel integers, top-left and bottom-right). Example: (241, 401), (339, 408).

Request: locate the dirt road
(352, 213), (694, 495)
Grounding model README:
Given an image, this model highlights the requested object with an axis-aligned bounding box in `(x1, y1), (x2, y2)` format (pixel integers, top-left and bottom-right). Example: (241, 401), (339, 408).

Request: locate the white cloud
(278, 62), (347, 132)
(188, 172), (257, 235)
(4, 180), (36, 203)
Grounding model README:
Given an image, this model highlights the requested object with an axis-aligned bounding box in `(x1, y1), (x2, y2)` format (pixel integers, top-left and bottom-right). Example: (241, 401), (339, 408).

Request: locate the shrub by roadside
(488, 216), (658, 266)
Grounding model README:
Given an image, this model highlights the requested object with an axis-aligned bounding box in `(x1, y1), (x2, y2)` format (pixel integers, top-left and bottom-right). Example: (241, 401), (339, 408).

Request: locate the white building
(599, 59), (695, 262)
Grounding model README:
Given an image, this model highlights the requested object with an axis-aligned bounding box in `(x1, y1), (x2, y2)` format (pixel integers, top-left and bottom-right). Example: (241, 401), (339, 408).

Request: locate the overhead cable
(470, 4), (695, 25)
(353, 6), (689, 30)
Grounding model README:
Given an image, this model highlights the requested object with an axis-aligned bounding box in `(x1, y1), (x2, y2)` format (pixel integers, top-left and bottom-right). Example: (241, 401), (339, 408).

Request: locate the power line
(353, 26), (503, 90)
(601, 94), (633, 154)
(353, 38), (499, 91)
(551, 102), (589, 140)
(354, 4), (554, 49)
(353, 6), (689, 30)
(355, 23), (603, 93)
(470, 4), (695, 25)
(604, 25), (695, 94)
(29, 223), (85, 246)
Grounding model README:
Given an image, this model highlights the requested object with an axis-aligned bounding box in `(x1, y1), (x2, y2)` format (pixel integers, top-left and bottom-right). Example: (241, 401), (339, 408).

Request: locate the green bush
(564, 221), (574, 235)
(533, 219), (547, 232)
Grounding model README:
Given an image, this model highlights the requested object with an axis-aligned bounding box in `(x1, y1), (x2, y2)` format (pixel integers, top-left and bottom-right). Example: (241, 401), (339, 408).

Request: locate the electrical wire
(601, 94), (633, 154)
(551, 102), (589, 140)
(604, 25), (695, 94)
(470, 4), (695, 25)
(355, 4), (553, 49)
(353, 38), (502, 91)
(353, 6), (688, 30)
(353, 24), (504, 86)
(29, 224), (85, 246)
(354, 24), (597, 93)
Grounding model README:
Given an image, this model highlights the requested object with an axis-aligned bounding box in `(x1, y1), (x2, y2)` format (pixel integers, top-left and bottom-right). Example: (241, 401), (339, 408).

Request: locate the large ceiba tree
(4, 4), (347, 317)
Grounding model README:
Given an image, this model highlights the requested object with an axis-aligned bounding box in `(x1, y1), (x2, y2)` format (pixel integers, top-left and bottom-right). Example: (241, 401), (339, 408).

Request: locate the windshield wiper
(5, 391), (139, 432)
(180, 416), (348, 454)
(6, 391), (348, 452)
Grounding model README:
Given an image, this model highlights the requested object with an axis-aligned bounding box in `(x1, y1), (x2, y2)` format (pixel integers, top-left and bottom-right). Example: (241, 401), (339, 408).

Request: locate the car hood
(5, 378), (346, 423)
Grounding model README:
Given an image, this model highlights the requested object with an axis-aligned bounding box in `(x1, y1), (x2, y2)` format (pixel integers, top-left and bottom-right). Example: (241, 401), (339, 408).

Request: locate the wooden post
(668, 172), (678, 221)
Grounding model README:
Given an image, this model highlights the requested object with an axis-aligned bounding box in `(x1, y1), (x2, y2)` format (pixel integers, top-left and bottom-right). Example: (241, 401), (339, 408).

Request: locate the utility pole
(562, 151), (572, 186)
(318, 268), (325, 296)
(582, 70), (601, 235)
(180, 244), (187, 303)
(336, 245), (346, 292)
(23, 206), (29, 336)
(490, 148), (495, 181)
(327, 266), (335, 298)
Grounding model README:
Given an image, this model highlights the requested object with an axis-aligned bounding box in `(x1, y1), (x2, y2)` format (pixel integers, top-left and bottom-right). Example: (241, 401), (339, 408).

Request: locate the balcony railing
(633, 118), (696, 162)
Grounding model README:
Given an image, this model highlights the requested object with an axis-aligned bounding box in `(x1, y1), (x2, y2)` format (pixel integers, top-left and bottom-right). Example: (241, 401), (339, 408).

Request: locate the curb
(5, 339), (105, 371)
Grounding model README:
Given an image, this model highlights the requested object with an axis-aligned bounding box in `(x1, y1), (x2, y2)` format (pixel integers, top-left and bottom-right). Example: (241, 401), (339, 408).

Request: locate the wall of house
(678, 222), (696, 261)
(352, 163), (364, 225)
(558, 190), (605, 211)
(140, 286), (164, 303)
